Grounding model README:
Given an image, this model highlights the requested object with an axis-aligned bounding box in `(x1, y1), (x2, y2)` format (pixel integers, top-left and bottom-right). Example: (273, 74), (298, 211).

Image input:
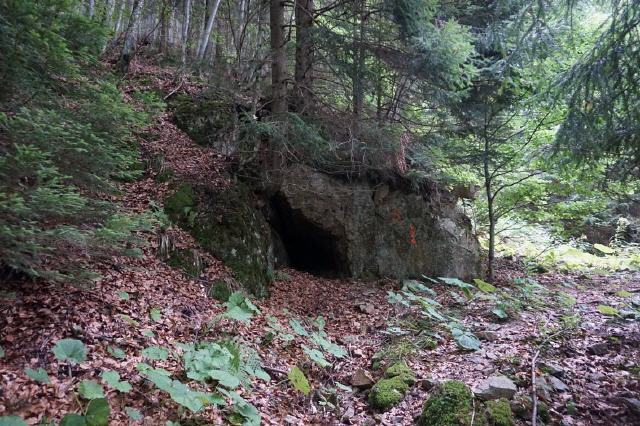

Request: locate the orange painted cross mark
(409, 223), (417, 246)
(391, 209), (402, 222)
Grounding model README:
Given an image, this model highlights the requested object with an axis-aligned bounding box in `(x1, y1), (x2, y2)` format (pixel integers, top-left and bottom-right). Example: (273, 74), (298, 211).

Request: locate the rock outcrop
(271, 165), (481, 280)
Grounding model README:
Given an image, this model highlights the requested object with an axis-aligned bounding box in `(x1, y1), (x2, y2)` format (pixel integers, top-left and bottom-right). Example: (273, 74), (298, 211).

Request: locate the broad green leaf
(149, 308), (162, 322)
(0, 346), (4, 358)
(302, 345), (331, 367)
(0, 416), (28, 426)
(60, 413), (86, 426)
(450, 328), (481, 351)
(101, 370), (132, 393)
(219, 389), (260, 426)
(597, 305), (619, 316)
(492, 308), (508, 319)
(124, 407), (142, 421)
(335, 382), (353, 392)
(288, 366), (311, 395)
(593, 243), (615, 254)
(142, 330), (155, 337)
(616, 290), (634, 298)
(52, 339), (87, 364)
(25, 367), (50, 384)
(403, 279), (437, 296)
(85, 398), (110, 426)
(289, 319), (308, 336)
(313, 316), (326, 330)
(78, 380), (105, 400)
(474, 279), (496, 293)
(117, 291), (130, 300)
(107, 346), (126, 359)
(142, 346), (169, 360)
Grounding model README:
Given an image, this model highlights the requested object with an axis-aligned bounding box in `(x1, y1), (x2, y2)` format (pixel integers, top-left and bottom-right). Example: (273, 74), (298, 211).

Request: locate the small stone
(621, 397), (640, 414)
(539, 361), (565, 378)
(417, 377), (438, 390)
(477, 330), (500, 342)
(587, 342), (609, 356)
(284, 415), (299, 424)
(351, 368), (374, 388)
(548, 376), (569, 392)
(474, 375), (518, 401)
(357, 302), (376, 315)
(341, 406), (355, 421)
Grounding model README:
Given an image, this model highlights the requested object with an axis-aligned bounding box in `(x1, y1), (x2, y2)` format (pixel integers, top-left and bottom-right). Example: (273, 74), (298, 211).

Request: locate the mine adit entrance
(269, 193), (350, 277)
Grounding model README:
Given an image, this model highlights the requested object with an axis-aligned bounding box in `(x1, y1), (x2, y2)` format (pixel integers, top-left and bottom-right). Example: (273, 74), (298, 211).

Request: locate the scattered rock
(477, 330), (500, 342)
(539, 361), (565, 378)
(419, 380), (483, 425)
(417, 377), (439, 391)
(351, 368), (374, 388)
(548, 376), (570, 392)
(587, 342), (609, 356)
(474, 375), (518, 401)
(340, 406), (355, 422)
(356, 302), (376, 315)
(621, 397), (640, 414)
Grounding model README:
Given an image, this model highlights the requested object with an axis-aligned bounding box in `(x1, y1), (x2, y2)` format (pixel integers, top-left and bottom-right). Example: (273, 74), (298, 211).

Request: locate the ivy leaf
(142, 346), (169, 360)
(101, 370), (132, 393)
(107, 346), (126, 360)
(597, 305), (619, 316)
(474, 279), (496, 293)
(302, 345), (331, 367)
(59, 413), (86, 426)
(0, 416), (28, 426)
(124, 407), (142, 421)
(52, 339), (87, 364)
(85, 398), (110, 426)
(149, 308), (162, 322)
(287, 366), (311, 395)
(117, 291), (130, 301)
(24, 367), (50, 384)
(78, 380), (105, 400)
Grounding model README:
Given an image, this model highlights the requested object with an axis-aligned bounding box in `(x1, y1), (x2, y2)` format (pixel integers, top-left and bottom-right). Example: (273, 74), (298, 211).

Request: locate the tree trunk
(294, 0), (314, 113)
(196, 0), (222, 61)
(88, 0), (95, 18)
(105, 0), (116, 25)
(270, 0), (287, 116)
(181, 0), (192, 67)
(483, 136), (495, 282)
(351, 0), (365, 131)
(114, 0), (127, 33)
(117, 0), (145, 74)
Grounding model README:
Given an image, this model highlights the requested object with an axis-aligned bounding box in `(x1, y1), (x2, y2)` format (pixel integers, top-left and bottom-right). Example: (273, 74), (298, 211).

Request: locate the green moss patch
(166, 249), (203, 278)
(420, 380), (486, 426)
(209, 281), (232, 302)
(485, 399), (514, 426)
(384, 361), (416, 384)
(368, 362), (416, 411)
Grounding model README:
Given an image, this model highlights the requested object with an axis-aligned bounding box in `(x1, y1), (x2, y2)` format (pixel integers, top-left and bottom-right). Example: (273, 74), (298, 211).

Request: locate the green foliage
(368, 375), (411, 411)
(77, 380), (105, 400)
(288, 366), (311, 396)
(0, 417), (27, 426)
(596, 305), (619, 317)
(52, 339), (87, 364)
(24, 367), (50, 384)
(60, 414), (86, 426)
(182, 341), (269, 389)
(220, 292), (260, 323)
(141, 346), (170, 361)
(485, 399), (515, 426)
(85, 398), (110, 426)
(124, 407), (143, 421)
(117, 292), (130, 301)
(448, 325), (482, 351)
(149, 308), (162, 322)
(101, 371), (132, 393)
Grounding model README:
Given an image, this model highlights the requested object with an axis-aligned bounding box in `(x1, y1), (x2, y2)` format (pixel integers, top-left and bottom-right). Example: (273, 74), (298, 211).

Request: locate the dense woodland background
(1, 0), (640, 425)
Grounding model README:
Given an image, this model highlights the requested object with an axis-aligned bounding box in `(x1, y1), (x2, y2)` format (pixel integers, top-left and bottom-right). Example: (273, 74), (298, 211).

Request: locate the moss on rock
(485, 399), (515, 426)
(384, 361), (416, 384)
(368, 375), (411, 411)
(166, 248), (203, 277)
(164, 183), (272, 297)
(420, 380), (487, 426)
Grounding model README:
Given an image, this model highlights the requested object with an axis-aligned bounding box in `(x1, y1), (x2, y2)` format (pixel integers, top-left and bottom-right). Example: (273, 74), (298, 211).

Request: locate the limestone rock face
(273, 165), (481, 280)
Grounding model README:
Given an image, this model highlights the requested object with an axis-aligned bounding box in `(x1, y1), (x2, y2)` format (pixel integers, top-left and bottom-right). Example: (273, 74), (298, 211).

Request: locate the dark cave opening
(270, 195), (349, 277)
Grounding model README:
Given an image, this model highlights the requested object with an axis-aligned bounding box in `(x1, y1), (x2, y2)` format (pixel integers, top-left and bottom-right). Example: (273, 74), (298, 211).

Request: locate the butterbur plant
(52, 338), (87, 377)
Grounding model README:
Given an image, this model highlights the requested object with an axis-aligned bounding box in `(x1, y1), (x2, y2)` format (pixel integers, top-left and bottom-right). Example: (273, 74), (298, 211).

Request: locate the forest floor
(1, 58), (639, 426)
